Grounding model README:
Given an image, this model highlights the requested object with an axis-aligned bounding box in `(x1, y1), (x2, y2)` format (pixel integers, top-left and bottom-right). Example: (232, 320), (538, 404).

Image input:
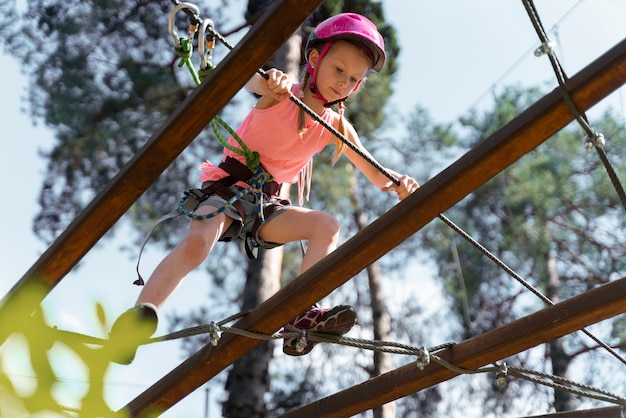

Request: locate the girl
(110, 12), (419, 363)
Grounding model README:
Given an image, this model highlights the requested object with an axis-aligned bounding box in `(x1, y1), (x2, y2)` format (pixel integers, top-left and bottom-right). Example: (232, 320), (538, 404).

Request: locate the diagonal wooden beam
(280, 276), (626, 417)
(123, 37), (626, 417)
(0, 0), (325, 320)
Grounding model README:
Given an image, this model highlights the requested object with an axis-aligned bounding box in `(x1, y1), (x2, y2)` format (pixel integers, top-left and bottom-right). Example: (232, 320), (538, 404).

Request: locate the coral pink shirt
(200, 84), (339, 203)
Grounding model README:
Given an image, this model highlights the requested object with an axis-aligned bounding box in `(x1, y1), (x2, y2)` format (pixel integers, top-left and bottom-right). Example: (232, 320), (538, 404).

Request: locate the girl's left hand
(382, 174), (420, 200)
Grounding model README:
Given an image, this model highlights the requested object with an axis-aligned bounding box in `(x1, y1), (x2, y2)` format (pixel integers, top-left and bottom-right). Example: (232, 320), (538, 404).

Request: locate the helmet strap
(307, 41), (334, 104)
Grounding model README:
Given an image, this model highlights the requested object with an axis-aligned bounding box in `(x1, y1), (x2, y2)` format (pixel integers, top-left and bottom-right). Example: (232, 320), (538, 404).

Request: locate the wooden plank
(279, 276), (626, 417)
(123, 37), (626, 417)
(0, 0), (325, 320)
(520, 406), (622, 417)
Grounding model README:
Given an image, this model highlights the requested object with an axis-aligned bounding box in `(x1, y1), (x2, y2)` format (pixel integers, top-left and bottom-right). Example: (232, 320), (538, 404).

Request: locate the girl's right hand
(262, 68), (292, 102)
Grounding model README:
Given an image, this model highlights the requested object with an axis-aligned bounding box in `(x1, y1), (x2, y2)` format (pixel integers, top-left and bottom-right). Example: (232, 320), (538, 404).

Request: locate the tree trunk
(223, 247), (282, 417)
(351, 174), (396, 418)
(546, 250), (574, 412)
(366, 260), (397, 418)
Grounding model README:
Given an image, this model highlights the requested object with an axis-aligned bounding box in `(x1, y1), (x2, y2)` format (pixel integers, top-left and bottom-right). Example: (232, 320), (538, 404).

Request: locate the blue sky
(1, 1), (626, 416)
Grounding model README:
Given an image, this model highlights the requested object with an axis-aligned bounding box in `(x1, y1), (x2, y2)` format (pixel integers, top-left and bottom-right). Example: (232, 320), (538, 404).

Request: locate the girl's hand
(261, 68), (292, 102)
(382, 174), (420, 201)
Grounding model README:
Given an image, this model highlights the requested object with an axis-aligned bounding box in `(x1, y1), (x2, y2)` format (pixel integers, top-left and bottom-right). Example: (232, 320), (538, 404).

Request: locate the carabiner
(198, 18), (216, 70)
(168, 2), (201, 49)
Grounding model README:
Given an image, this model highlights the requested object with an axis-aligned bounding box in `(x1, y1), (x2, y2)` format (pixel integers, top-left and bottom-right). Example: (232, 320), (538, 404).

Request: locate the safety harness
(135, 156), (282, 286)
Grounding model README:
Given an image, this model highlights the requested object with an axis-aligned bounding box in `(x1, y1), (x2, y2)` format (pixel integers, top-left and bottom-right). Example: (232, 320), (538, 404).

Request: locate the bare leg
(258, 206), (340, 273)
(109, 206), (233, 364)
(136, 207), (233, 308)
(259, 206), (357, 357)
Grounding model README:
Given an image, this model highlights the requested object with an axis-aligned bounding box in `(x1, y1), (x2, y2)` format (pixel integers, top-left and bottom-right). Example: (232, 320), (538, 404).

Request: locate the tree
(411, 85), (626, 414)
(0, 0), (247, 251)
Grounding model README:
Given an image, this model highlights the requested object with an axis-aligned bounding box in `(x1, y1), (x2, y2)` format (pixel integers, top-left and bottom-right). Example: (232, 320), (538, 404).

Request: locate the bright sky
(1, 1), (625, 417)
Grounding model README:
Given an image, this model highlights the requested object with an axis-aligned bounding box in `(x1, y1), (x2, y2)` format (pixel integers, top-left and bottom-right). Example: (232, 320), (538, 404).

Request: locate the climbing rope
(512, 0), (626, 367)
(522, 0), (626, 212)
(420, 0), (626, 372)
(47, 311), (626, 411)
(161, 322), (626, 409)
(439, 212), (626, 367)
(424, 4), (626, 409)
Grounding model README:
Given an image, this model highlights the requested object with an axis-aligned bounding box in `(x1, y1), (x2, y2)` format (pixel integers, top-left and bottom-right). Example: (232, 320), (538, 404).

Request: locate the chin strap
(307, 41), (348, 108)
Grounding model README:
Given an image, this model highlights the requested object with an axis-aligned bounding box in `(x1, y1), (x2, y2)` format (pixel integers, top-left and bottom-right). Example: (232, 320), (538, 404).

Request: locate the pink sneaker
(282, 305), (356, 356)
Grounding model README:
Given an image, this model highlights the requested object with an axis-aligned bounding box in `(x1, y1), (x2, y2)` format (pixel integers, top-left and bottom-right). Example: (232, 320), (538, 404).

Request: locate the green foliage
(411, 85), (626, 411)
(0, 0), (234, 245)
(0, 285), (128, 417)
(423, 86), (626, 322)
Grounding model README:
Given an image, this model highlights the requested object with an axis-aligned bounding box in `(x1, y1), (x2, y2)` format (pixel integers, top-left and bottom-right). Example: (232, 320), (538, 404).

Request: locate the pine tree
(411, 85), (626, 414)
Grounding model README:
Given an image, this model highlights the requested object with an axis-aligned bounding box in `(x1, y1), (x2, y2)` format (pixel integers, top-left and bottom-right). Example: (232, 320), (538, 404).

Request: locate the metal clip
(534, 40), (556, 57)
(168, 2), (201, 49)
(208, 321), (221, 346)
(584, 132), (605, 152)
(416, 347), (431, 370)
(495, 363), (508, 387)
(296, 330), (308, 353)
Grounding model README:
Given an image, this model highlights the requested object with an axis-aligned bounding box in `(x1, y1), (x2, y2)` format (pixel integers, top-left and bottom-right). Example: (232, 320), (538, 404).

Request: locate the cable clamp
(208, 321), (222, 346)
(584, 132), (605, 152)
(295, 330), (308, 354)
(534, 40), (556, 57)
(416, 346), (431, 370)
(495, 362), (508, 387)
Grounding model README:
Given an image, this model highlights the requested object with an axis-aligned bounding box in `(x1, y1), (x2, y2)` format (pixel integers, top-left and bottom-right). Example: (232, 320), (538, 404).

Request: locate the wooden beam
(0, 0), (325, 320)
(123, 38), (626, 417)
(520, 406), (622, 417)
(280, 276), (626, 417)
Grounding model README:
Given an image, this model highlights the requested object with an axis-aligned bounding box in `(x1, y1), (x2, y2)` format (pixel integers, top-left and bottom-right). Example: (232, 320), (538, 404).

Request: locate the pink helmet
(305, 12), (386, 72)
